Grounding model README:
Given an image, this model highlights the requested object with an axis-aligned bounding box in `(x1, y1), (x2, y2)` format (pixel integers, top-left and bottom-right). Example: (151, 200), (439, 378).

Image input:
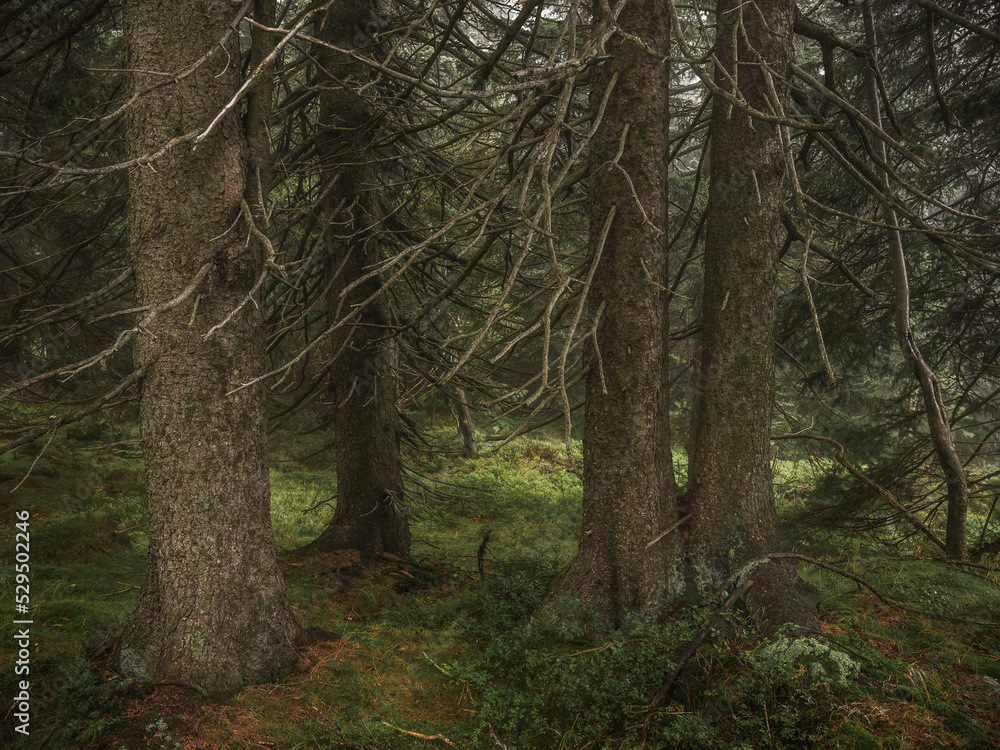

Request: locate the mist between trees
(1, 0), (998, 716)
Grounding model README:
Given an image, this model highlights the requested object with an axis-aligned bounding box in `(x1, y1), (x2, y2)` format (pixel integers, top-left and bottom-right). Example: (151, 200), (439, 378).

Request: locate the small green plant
(650, 713), (722, 750)
(26, 665), (131, 747)
(145, 714), (185, 749)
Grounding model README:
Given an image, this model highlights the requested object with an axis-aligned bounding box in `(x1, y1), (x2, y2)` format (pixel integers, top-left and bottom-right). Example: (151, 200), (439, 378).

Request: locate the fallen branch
(488, 724), (509, 749)
(382, 722), (463, 748)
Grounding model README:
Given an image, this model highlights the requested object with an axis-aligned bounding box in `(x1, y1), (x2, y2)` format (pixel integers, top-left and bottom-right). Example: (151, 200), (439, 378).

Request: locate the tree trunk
(543, 0), (682, 624)
(454, 387), (478, 459)
(302, 0), (411, 560)
(861, 0), (968, 561)
(686, 0), (817, 634)
(117, 0), (301, 699)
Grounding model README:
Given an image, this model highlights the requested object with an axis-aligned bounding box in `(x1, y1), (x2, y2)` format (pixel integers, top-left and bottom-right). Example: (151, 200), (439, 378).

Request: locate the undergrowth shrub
(6, 660), (131, 747)
(453, 587), (860, 750)
(462, 557), (560, 638)
(454, 598), (690, 748)
(647, 634), (849, 750)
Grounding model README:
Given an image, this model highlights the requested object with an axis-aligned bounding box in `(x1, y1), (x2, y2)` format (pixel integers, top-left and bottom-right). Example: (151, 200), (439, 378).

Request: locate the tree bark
(686, 0), (817, 634)
(302, 0), (411, 560)
(117, 0), (301, 699)
(543, 0), (682, 624)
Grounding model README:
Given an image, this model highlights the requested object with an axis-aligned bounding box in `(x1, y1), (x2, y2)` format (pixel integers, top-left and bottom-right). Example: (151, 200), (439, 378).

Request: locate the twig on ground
(382, 721), (463, 748)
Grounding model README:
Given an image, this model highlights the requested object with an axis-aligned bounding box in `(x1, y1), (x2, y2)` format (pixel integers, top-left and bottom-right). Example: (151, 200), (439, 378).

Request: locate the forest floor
(2, 413), (999, 749)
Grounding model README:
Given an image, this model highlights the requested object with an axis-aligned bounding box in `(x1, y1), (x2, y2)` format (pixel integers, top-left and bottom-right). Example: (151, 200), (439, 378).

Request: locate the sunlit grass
(269, 465), (335, 550)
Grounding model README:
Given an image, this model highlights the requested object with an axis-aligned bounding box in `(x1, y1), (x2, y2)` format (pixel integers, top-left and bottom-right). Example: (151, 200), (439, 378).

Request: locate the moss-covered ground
(1, 415), (999, 749)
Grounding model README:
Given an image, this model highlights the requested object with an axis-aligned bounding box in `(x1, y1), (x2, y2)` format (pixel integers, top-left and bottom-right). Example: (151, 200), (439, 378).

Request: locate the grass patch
(269, 465), (335, 550)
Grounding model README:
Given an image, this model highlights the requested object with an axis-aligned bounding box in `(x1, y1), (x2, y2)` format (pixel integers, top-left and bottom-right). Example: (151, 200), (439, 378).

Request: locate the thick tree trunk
(308, 328), (411, 559)
(686, 0), (817, 634)
(117, 0), (301, 699)
(302, 0), (411, 560)
(543, 0), (682, 624)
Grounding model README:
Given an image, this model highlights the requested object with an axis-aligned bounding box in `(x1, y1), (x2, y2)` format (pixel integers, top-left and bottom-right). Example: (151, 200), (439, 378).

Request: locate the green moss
(839, 720), (902, 750)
